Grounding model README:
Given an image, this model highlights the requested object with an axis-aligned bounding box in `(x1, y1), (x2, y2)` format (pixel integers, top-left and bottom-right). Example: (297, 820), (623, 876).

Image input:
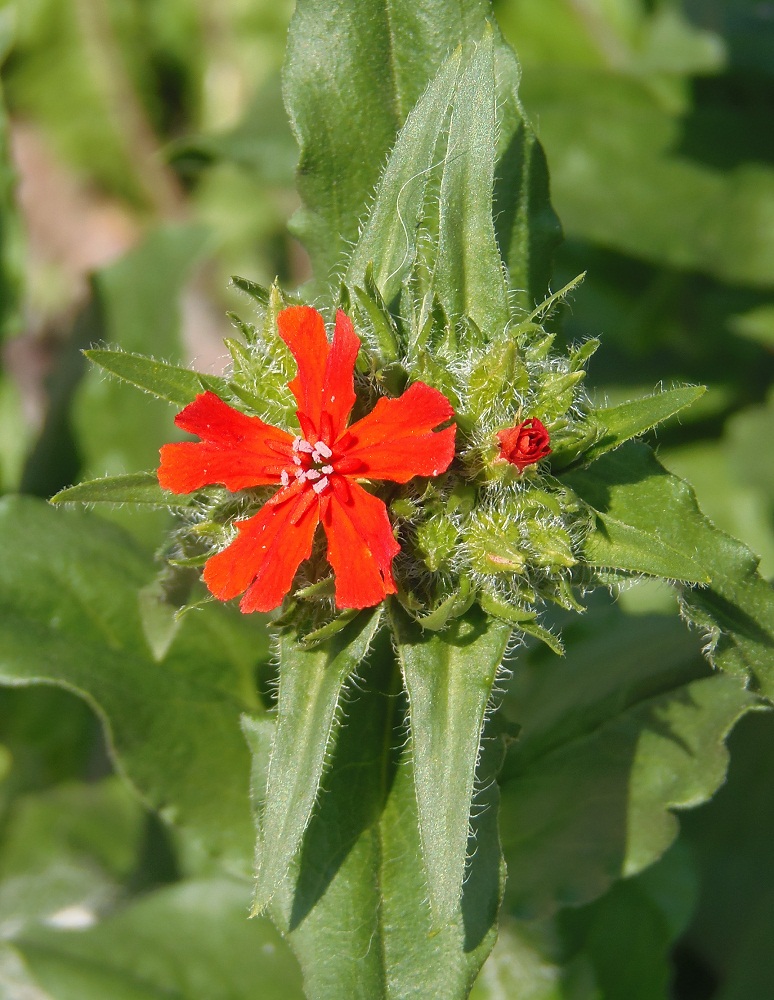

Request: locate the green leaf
(430, 27), (510, 335)
(522, 69), (774, 288)
(553, 384), (706, 469)
(564, 444), (774, 694)
(248, 646), (504, 999)
(497, 599), (759, 919)
(345, 47), (462, 307)
(50, 472), (194, 509)
(252, 609), (383, 913)
(492, 43), (562, 312)
(85, 350), (226, 407)
(0, 496), (265, 873)
(285, 1), (558, 306)
(391, 604), (511, 923)
(11, 879), (303, 1000)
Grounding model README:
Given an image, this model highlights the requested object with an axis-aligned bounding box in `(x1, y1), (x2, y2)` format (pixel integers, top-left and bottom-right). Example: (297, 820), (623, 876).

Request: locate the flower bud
(496, 418), (551, 470)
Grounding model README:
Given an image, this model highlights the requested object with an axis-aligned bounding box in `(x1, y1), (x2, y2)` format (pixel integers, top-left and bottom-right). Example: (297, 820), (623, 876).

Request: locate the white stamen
(305, 469), (321, 480)
(312, 476), (329, 494)
(297, 439), (314, 454)
(292, 455), (302, 466)
(280, 470), (290, 486)
(314, 441), (332, 458)
(321, 464), (334, 474)
(292, 436), (302, 452)
(295, 468), (306, 481)
(311, 449), (321, 463)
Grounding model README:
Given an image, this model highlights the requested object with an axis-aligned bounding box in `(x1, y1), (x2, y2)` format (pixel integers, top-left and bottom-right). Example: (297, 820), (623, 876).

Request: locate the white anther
(297, 439), (314, 454)
(295, 468), (306, 481)
(280, 470), (290, 486)
(305, 469), (321, 480)
(314, 440), (332, 458)
(312, 476), (329, 494)
(292, 436), (302, 452)
(321, 464), (334, 475)
(292, 455), (302, 466)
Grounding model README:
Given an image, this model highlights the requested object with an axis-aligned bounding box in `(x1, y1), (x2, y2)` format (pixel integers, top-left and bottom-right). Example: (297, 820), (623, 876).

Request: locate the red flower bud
(496, 418), (551, 471)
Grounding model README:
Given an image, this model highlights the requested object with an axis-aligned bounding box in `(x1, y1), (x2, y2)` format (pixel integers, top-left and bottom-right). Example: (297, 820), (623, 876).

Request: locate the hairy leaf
(391, 603), (511, 923)
(50, 472), (193, 509)
(565, 444), (774, 694)
(553, 385), (706, 470)
(86, 350), (226, 407)
(252, 610), (383, 912)
(246, 646), (505, 999)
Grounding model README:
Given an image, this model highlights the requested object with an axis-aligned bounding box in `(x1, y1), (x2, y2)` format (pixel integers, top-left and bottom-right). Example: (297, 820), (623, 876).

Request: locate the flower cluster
(157, 287), (592, 638)
(159, 307), (455, 612)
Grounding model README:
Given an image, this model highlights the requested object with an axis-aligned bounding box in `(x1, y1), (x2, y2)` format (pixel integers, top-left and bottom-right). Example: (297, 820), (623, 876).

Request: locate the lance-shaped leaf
(284, 0), (492, 287)
(391, 603), (511, 924)
(86, 349), (228, 407)
(346, 49), (461, 309)
(245, 647), (506, 999)
(552, 384), (707, 470)
(564, 444), (774, 695)
(431, 27), (510, 336)
(285, 1), (559, 307)
(0, 496), (264, 873)
(51, 472), (194, 509)
(252, 609), (383, 913)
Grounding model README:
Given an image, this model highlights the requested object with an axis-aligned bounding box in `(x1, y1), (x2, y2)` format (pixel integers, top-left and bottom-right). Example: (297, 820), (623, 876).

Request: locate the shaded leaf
(564, 444), (774, 694)
(498, 600), (759, 919)
(11, 879), (303, 1000)
(0, 497), (265, 873)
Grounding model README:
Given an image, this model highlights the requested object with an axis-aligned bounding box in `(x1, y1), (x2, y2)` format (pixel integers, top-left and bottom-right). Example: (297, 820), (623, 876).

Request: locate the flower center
(280, 436), (335, 494)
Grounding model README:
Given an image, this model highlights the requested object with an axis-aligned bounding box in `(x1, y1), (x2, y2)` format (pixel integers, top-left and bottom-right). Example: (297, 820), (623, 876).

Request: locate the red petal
(158, 392), (293, 493)
(322, 477), (399, 609)
(203, 488), (320, 613)
(338, 382), (456, 482)
(277, 306), (329, 439)
(320, 310), (359, 441)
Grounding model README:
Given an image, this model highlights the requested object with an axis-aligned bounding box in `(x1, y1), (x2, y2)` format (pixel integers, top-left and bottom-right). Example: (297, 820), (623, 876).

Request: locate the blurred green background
(0, 1), (772, 997)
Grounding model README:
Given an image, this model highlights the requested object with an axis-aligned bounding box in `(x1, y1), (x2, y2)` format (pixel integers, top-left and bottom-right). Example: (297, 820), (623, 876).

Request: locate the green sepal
(86, 349), (228, 406)
(300, 609), (363, 648)
(50, 472), (195, 509)
(230, 274), (271, 308)
(478, 592), (565, 655)
(465, 335), (529, 422)
(352, 263), (403, 364)
(410, 576), (477, 631)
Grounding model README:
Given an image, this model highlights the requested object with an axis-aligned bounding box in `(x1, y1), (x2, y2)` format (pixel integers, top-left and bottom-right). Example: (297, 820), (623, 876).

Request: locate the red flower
(158, 306), (456, 612)
(496, 417), (551, 471)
